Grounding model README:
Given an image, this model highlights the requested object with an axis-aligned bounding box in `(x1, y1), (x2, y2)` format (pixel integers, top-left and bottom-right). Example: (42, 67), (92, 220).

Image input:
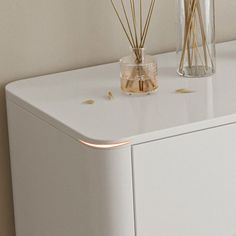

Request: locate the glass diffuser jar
(177, 0), (216, 77)
(120, 48), (158, 95)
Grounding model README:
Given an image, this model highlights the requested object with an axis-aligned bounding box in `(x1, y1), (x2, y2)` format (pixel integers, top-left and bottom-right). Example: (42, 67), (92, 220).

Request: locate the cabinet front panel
(7, 101), (135, 236)
(133, 124), (236, 236)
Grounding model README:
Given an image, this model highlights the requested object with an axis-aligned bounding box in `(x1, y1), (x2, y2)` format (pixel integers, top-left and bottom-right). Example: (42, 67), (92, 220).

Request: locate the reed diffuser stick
(110, 0), (134, 48)
(121, 0), (135, 47)
(140, 0), (143, 41)
(140, 0), (156, 48)
(130, 0), (139, 48)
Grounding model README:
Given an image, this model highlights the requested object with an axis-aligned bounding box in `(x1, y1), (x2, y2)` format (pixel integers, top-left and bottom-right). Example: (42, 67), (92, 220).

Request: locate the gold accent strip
(79, 139), (130, 149)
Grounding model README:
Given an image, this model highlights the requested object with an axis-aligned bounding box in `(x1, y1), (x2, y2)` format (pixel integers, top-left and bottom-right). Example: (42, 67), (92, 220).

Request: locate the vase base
(121, 86), (158, 96)
(177, 66), (215, 78)
(121, 76), (158, 96)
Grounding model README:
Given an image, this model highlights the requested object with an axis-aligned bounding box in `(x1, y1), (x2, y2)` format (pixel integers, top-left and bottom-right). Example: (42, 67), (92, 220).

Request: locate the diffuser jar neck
(130, 47), (145, 64)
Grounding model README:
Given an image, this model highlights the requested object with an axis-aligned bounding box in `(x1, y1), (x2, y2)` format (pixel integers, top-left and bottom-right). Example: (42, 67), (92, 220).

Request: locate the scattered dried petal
(175, 88), (195, 94)
(107, 91), (114, 100)
(82, 99), (95, 105)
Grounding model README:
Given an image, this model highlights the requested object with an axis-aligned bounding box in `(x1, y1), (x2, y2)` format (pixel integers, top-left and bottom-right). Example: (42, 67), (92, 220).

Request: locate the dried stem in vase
(179, 0), (214, 76)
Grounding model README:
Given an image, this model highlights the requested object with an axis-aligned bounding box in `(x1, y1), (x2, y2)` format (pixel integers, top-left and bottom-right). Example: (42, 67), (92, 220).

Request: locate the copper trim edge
(79, 139), (130, 149)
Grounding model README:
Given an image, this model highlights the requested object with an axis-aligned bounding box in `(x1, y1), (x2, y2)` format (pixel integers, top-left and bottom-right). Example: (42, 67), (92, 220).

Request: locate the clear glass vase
(177, 0), (216, 77)
(120, 48), (158, 95)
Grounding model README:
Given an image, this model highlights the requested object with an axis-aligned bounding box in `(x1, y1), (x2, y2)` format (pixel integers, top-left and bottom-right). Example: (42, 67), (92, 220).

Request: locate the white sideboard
(6, 41), (236, 236)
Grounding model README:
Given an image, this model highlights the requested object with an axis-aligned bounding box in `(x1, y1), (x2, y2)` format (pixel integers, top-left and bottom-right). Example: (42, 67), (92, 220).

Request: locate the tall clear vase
(177, 0), (216, 77)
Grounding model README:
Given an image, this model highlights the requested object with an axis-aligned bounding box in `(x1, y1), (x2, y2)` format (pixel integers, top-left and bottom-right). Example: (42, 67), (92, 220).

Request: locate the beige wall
(1, 0), (236, 235)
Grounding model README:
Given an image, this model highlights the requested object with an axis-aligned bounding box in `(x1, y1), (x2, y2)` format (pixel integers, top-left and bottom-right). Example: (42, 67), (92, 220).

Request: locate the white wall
(0, 0), (236, 235)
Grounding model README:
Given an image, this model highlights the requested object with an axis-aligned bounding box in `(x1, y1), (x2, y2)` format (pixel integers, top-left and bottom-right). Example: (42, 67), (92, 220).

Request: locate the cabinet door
(133, 124), (236, 236)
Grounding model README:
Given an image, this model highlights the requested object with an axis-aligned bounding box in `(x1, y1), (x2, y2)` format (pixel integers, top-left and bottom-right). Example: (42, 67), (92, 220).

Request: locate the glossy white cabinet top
(6, 41), (236, 145)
